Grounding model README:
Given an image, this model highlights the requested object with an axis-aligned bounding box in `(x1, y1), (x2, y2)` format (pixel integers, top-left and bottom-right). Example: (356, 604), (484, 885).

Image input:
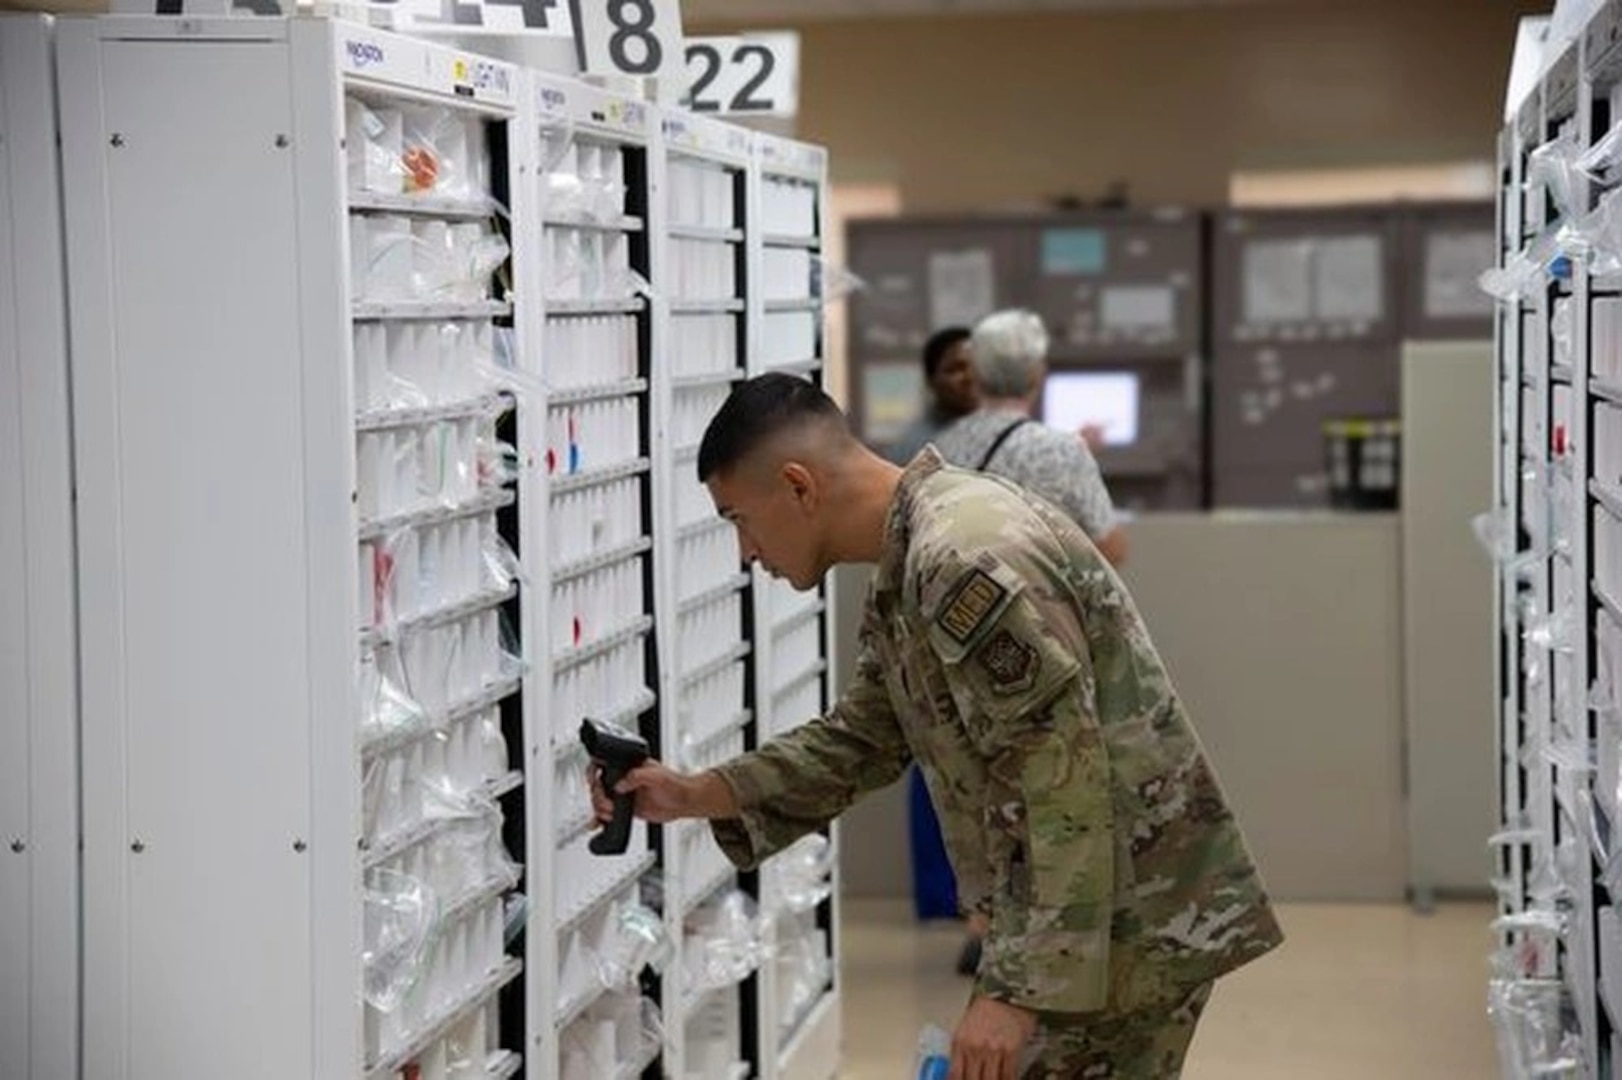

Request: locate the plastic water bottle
(915, 1025), (950, 1080)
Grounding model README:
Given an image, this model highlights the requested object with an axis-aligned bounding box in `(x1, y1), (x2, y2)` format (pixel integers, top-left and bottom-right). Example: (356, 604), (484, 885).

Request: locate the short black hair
(697, 373), (846, 483)
(922, 326), (971, 380)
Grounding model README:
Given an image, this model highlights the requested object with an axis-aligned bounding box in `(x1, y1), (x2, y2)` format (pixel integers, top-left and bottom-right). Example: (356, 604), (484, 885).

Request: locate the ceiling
(685, 0), (1273, 20)
(0, 0), (1286, 18)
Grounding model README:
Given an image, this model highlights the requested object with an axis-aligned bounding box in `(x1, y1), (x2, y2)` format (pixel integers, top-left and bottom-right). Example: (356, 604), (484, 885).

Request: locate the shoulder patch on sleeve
(976, 628), (1039, 693)
(935, 569), (1007, 645)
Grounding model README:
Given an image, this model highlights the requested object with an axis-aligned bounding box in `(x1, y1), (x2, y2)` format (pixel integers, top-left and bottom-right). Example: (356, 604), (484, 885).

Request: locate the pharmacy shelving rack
(1489, 3), (1622, 1075)
(649, 106), (759, 1080)
(746, 130), (841, 1080)
(57, 17), (539, 1079)
(40, 12), (842, 1080)
(528, 68), (667, 1080)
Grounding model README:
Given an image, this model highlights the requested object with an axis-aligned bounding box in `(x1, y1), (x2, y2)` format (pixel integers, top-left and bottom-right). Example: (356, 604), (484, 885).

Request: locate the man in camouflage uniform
(596, 374), (1283, 1078)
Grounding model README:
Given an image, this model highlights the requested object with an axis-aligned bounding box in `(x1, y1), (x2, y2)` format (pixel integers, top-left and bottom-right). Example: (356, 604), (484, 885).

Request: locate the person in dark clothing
(886, 327), (980, 464)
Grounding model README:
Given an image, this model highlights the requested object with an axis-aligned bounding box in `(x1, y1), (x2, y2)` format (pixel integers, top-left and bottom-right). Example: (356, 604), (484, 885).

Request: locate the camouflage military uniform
(711, 448), (1282, 1074)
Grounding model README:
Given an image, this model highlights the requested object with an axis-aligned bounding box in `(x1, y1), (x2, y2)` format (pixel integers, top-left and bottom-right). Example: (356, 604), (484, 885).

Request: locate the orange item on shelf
(403, 145), (439, 193)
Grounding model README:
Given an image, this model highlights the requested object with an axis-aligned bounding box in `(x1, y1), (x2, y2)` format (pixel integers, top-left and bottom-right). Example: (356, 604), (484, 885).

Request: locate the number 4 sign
(569, 0), (685, 85)
(683, 32), (799, 117)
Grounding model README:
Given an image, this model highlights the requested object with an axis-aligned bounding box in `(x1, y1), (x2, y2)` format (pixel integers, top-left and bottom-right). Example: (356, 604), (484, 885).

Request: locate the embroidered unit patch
(978, 629), (1037, 691)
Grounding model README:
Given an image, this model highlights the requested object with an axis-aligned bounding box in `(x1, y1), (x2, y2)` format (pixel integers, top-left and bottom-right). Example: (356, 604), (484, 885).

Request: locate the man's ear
(781, 460), (818, 511)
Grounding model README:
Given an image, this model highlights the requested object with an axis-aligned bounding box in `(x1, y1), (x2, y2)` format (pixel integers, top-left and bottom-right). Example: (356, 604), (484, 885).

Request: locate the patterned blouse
(931, 408), (1119, 541)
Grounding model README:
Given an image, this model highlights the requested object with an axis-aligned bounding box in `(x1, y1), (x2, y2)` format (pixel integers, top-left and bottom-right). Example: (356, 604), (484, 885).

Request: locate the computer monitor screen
(1042, 372), (1140, 447)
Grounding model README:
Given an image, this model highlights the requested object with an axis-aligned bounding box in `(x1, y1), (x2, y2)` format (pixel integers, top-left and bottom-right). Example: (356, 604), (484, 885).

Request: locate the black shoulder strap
(975, 418), (1031, 472)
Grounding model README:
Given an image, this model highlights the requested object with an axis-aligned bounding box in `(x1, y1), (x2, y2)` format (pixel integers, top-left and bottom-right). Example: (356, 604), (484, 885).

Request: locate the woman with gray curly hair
(935, 309), (1128, 566)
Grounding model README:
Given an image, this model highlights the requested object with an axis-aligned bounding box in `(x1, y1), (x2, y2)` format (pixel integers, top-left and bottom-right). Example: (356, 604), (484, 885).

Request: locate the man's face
(931, 341), (980, 416)
(706, 462), (825, 591)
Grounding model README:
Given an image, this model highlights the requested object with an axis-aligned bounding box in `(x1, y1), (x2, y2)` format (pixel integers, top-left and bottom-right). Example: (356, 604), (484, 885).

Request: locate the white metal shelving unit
(37, 13), (841, 1080)
(1491, 5), (1622, 1076)
(650, 107), (759, 1080)
(0, 14), (80, 1080)
(58, 17), (536, 1079)
(527, 69), (668, 1080)
(746, 130), (841, 1080)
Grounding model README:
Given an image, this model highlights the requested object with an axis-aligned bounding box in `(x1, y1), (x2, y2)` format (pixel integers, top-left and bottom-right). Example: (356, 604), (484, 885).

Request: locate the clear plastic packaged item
(1560, 191), (1622, 278)
(592, 902), (673, 991)
(1584, 119), (1622, 187)
(774, 834), (835, 914)
(419, 772), (494, 823)
(401, 106), (468, 198)
(914, 1025), (950, 1080)
(476, 422), (521, 492)
(542, 129), (586, 220)
(634, 996), (665, 1059)
(1488, 974), (1582, 1079)
(1529, 132), (1584, 223)
(503, 892), (529, 947)
(1552, 296), (1576, 367)
(812, 254), (865, 301)
(449, 226), (511, 303)
(355, 214), (416, 302)
(481, 523), (525, 593)
(359, 645), (428, 744)
(1480, 227), (1560, 303)
(1494, 907), (1569, 949)
(426, 812), (522, 900)
(383, 323), (434, 410)
(442, 1011), (485, 1080)
(684, 889), (767, 994)
(1525, 835), (1581, 906)
(363, 868), (440, 1012)
(471, 325), (533, 397)
(1471, 509), (1517, 564)
(773, 917), (827, 1033)
(477, 711), (509, 778)
(1524, 608), (1578, 655)
(1539, 737), (1595, 774)
(497, 609), (526, 681)
(366, 526), (412, 628)
(346, 97), (404, 195)
(412, 218), (456, 299)
(560, 992), (662, 1080)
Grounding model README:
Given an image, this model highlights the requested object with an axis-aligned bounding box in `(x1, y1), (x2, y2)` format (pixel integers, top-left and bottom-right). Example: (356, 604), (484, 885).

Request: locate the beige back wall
(698, 0), (1545, 211)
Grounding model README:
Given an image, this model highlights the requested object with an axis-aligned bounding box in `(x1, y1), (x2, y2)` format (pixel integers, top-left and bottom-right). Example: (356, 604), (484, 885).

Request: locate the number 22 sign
(682, 33), (799, 117)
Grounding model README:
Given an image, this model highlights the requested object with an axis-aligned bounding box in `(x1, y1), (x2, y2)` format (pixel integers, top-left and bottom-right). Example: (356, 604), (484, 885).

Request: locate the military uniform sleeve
(925, 552), (1115, 1015)
(709, 605), (910, 870)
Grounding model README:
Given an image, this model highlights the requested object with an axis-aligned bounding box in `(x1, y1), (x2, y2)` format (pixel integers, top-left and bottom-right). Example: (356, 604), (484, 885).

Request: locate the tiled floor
(836, 897), (1498, 1079)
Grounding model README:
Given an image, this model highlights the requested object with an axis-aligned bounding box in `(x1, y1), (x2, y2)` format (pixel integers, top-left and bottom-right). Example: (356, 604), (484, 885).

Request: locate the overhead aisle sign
(682, 31), (799, 117)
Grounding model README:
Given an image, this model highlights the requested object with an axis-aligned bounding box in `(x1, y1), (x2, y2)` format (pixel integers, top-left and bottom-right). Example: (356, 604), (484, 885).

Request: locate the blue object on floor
(908, 766), (959, 920)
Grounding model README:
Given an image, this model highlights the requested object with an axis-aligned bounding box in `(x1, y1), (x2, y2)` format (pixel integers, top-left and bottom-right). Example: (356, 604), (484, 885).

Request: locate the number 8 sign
(570, 0), (685, 87)
(682, 33), (800, 118)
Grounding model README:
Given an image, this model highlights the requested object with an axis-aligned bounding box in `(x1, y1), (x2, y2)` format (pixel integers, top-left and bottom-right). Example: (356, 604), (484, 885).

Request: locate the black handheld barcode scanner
(580, 718), (650, 856)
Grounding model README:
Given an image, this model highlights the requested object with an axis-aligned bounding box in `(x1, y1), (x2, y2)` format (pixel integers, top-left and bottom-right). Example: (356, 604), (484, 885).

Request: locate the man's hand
(588, 760), (739, 826)
(949, 995), (1038, 1080)
(1078, 424), (1106, 453)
